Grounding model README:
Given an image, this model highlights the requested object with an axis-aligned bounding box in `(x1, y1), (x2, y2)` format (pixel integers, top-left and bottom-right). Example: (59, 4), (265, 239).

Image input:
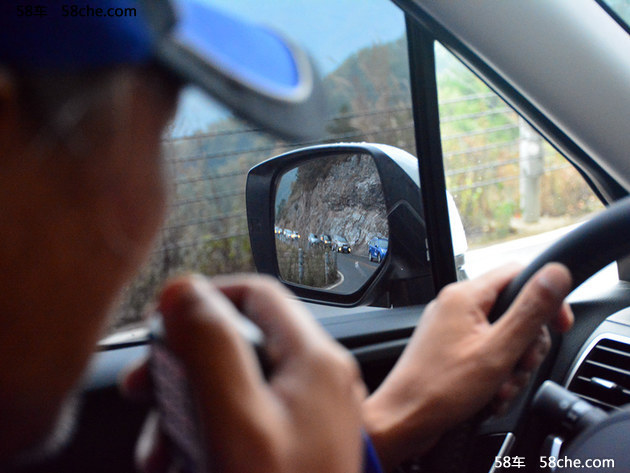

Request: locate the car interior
(14, 1), (630, 472)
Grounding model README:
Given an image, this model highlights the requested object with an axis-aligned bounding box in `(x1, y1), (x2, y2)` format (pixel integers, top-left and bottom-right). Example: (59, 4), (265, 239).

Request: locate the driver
(0, 1), (574, 472)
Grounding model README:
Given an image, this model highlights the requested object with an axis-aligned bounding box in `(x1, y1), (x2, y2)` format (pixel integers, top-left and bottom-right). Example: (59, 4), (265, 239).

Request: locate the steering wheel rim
(424, 195), (630, 473)
(488, 194), (630, 322)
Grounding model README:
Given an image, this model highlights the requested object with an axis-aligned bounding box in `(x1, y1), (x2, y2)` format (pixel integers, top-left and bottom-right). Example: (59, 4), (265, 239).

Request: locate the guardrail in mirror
(274, 153), (389, 294)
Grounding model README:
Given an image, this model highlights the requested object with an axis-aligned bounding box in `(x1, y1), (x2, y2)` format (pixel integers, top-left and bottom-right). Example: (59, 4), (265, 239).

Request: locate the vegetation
(434, 45), (602, 245)
(276, 241), (339, 288)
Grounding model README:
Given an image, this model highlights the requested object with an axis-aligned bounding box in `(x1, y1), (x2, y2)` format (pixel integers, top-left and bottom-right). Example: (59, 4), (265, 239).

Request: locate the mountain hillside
(276, 154), (388, 255)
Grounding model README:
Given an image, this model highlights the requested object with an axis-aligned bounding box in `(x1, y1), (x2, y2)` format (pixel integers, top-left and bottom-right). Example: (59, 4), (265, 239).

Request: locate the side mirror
(274, 152), (389, 294)
(246, 143), (439, 306)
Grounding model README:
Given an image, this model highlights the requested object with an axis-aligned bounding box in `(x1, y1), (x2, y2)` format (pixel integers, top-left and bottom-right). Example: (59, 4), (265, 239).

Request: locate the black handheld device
(149, 313), (266, 473)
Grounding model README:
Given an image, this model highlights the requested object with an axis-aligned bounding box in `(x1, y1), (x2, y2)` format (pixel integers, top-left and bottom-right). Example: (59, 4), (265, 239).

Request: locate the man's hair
(13, 64), (181, 156)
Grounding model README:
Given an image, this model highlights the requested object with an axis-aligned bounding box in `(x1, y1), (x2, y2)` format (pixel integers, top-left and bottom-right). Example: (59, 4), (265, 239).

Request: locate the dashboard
(475, 278), (630, 472)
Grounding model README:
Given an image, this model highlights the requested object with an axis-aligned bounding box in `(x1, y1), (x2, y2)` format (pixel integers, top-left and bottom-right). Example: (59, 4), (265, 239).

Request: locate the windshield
(599, 0), (630, 31)
(378, 239), (388, 248)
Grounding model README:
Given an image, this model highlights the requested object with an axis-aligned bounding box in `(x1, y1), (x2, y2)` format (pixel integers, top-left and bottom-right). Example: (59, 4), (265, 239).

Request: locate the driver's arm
(362, 263), (573, 472)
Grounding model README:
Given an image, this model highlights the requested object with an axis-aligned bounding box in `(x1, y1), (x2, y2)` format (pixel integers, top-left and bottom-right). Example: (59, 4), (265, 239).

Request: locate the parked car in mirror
(320, 234), (333, 248)
(308, 233), (321, 247)
(368, 237), (388, 263)
(332, 235), (352, 253)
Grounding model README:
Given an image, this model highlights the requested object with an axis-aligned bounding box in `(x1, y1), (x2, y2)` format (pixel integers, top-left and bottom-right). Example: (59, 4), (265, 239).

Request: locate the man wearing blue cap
(0, 1), (573, 472)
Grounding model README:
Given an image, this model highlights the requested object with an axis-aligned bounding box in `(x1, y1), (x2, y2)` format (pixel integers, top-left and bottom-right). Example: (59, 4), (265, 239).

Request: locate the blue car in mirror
(368, 237), (388, 263)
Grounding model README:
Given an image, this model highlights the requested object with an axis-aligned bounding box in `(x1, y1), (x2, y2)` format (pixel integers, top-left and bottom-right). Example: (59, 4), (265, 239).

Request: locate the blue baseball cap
(0, 0), (325, 141)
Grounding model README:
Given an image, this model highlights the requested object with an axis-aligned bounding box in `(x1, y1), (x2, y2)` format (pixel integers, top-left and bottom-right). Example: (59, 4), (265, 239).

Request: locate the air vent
(567, 336), (630, 411)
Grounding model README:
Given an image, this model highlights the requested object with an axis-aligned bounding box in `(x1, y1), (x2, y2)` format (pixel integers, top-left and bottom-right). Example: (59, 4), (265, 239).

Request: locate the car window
(107, 1), (415, 335)
(434, 43), (610, 280)
(599, 0), (630, 29)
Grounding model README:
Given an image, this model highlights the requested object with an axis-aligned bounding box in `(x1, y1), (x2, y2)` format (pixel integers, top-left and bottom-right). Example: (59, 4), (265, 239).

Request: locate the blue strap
(363, 431), (384, 473)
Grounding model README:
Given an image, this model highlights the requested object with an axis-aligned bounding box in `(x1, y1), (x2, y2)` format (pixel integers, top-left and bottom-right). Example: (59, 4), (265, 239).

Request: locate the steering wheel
(423, 195), (630, 473)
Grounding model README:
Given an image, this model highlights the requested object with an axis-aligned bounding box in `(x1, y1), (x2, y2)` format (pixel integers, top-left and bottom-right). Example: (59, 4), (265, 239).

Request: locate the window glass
(108, 1), (414, 334)
(599, 0), (630, 29)
(434, 43), (607, 280)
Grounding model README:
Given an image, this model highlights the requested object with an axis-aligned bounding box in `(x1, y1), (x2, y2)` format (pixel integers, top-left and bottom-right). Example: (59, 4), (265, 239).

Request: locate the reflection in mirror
(275, 153), (389, 294)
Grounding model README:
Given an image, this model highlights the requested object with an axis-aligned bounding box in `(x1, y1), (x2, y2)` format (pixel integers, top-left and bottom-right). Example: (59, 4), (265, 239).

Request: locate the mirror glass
(274, 153), (389, 294)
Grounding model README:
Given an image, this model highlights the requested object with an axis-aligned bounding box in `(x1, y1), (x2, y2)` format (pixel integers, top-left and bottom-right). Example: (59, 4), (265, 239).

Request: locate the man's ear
(0, 68), (20, 147)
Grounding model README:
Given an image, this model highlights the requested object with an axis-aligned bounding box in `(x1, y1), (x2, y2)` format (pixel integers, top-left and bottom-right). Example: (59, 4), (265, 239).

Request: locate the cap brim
(155, 0), (326, 141)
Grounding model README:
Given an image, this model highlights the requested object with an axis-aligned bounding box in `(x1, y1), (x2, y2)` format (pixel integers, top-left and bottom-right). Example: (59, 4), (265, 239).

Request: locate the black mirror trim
(246, 143), (434, 306)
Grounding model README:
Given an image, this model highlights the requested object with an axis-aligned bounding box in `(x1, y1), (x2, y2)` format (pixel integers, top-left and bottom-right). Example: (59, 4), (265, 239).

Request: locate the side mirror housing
(246, 143), (445, 307)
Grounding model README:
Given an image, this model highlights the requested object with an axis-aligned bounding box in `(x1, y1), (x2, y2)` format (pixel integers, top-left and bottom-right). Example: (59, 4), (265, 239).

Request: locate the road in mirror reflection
(274, 153), (389, 294)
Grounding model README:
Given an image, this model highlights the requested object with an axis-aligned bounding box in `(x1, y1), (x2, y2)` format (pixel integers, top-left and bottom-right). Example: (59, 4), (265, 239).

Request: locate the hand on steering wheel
(362, 263), (573, 472)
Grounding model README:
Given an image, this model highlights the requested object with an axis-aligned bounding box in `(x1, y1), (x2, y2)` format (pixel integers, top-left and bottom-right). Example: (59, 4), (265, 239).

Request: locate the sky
(205, 0), (406, 74)
(169, 1), (407, 138)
